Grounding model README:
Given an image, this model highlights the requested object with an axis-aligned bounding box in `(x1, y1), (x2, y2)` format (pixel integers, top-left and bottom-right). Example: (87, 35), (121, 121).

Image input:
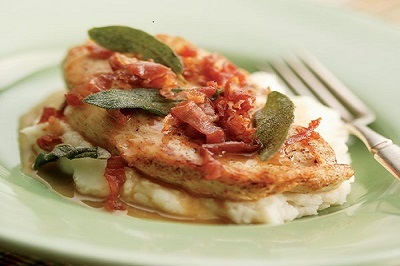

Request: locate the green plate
(1, 0), (400, 265)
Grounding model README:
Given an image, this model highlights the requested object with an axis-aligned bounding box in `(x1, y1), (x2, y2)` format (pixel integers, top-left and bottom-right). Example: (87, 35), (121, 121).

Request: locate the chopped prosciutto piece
(36, 134), (62, 152)
(108, 53), (177, 95)
(181, 53), (248, 88)
(170, 101), (225, 144)
(285, 118), (322, 145)
(215, 83), (256, 143)
(200, 148), (224, 180)
(86, 42), (114, 59)
(183, 82), (218, 104)
(202, 141), (259, 156)
(65, 93), (83, 106)
(178, 45), (197, 57)
(203, 54), (247, 87)
(104, 156), (127, 211)
(38, 107), (64, 123)
(65, 75), (110, 106)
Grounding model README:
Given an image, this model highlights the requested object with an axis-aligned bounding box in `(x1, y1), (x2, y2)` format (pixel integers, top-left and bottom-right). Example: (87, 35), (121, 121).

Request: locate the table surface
(324, 0), (400, 25)
(1, 0), (399, 265)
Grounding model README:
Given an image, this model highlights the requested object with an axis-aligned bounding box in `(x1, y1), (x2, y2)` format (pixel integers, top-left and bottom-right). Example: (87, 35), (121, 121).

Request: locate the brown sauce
(35, 163), (230, 225)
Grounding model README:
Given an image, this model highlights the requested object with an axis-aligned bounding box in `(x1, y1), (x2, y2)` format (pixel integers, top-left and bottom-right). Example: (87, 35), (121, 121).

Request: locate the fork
(268, 51), (400, 180)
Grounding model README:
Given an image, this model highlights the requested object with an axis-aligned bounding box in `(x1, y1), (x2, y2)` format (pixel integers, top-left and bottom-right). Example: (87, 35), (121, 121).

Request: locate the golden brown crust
(65, 101), (353, 201)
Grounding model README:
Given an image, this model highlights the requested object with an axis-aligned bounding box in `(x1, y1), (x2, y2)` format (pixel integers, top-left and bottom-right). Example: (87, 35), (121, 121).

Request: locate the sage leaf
(89, 26), (183, 74)
(255, 91), (294, 161)
(34, 144), (111, 170)
(83, 88), (179, 116)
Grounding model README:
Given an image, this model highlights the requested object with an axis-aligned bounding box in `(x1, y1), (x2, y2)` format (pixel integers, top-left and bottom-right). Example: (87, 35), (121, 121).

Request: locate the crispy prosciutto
(104, 156), (127, 211)
(36, 135), (63, 152)
(170, 101), (225, 144)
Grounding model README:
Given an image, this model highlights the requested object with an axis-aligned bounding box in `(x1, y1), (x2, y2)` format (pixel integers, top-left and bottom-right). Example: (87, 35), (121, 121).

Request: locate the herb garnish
(82, 88), (180, 116)
(34, 144), (110, 170)
(89, 26), (183, 74)
(255, 91), (294, 161)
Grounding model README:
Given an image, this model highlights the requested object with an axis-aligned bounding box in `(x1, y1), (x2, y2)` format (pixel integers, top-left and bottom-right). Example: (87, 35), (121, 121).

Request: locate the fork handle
(351, 124), (400, 180)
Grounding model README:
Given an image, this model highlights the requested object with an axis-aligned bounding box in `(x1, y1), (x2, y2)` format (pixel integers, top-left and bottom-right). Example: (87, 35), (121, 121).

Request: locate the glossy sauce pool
(32, 163), (231, 225)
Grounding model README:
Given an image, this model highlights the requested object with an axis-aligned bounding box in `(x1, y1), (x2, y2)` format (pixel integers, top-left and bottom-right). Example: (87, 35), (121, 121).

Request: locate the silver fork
(268, 51), (400, 180)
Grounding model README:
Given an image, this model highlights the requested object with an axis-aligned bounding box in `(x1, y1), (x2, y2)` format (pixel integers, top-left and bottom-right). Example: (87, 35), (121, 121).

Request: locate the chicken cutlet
(20, 26), (354, 223)
(61, 32), (353, 202)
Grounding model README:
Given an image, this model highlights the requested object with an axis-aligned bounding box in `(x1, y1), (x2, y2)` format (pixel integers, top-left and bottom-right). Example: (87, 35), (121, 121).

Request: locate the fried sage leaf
(88, 26), (183, 74)
(83, 88), (179, 116)
(255, 91), (294, 161)
(34, 144), (110, 170)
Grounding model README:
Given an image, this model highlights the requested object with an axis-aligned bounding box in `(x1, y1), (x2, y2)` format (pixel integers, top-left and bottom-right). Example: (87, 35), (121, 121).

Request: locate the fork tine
(286, 53), (355, 122)
(268, 57), (315, 98)
(269, 52), (377, 125)
(270, 54), (354, 123)
(297, 50), (375, 124)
